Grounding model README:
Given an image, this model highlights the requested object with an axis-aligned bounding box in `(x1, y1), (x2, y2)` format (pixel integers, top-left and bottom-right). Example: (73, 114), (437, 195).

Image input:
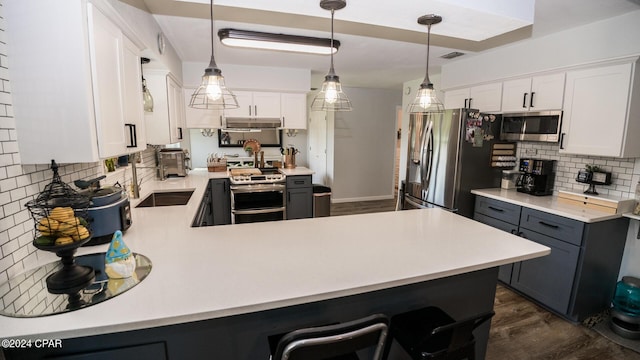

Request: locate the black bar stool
(383, 307), (495, 360)
(270, 313), (389, 360)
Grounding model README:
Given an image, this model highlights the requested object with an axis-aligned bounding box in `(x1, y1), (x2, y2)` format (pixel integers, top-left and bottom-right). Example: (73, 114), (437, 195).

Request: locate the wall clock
(157, 32), (166, 55)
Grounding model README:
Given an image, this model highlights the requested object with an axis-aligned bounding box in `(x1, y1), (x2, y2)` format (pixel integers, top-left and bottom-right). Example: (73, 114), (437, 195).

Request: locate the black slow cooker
(75, 176), (132, 245)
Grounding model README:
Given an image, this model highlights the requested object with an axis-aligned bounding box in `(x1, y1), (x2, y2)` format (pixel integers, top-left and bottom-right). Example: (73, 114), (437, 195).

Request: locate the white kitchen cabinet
(280, 93), (307, 129)
(224, 91), (281, 118)
(167, 75), (186, 143)
(183, 88), (223, 129)
(6, 0), (146, 164)
(501, 73), (565, 112)
(560, 59), (640, 158)
(121, 34), (147, 153)
(144, 71), (186, 144)
(444, 83), (502, 112)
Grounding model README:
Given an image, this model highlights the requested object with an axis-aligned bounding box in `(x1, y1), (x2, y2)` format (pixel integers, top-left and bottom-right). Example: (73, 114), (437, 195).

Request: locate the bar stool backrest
(271, 313), (389, 360)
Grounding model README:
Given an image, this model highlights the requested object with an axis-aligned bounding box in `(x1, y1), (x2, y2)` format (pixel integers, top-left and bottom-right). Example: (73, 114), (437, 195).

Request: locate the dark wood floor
(330, 199), (640, 360)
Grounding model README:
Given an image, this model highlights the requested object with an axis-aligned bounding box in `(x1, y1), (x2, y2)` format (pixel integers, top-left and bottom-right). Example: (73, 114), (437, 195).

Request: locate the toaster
(159, 148), (188, 177)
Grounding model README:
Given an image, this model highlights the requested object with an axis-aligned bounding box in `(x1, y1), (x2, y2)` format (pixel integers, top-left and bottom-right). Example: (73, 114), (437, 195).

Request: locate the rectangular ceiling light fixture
(218, 28), (339, 55)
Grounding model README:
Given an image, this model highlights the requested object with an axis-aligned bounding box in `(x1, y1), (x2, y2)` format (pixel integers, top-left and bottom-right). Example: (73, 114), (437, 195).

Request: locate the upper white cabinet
(280, 93), (307, 130)
(224, 91), (281, 118)
(502, 73), (565, 112)
(6, 0), (146, 164)
(444, 83), (502, 112)
(145, 71), (186, 144)
(560, 59), (640, 158)
(183, 88), (223, 129)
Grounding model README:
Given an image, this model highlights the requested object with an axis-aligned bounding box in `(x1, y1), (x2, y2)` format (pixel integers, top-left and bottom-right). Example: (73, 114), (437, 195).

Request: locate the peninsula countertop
(0, 170), (549, 340)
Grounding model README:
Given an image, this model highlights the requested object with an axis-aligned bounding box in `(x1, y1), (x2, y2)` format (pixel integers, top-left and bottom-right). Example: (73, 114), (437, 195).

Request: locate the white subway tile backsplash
(517, 142), (639, 199)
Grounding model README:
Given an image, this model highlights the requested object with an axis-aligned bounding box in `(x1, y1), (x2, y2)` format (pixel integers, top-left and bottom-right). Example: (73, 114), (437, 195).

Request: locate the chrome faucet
(129, 153), (167, 199)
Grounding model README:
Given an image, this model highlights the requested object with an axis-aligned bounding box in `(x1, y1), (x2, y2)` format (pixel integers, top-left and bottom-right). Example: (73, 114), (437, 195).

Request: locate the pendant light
(311, 0), (352, 112)
(141, 57), (153, 112)
(189, 0), (238, 109)
(408, 14), (444, 114)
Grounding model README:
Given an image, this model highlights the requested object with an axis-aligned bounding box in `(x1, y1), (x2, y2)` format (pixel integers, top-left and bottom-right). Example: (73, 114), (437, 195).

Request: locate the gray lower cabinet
(286, 175), (313, 220)
(474, 196), (628, 322)
(473, 197), (521, 283)
(210, 178), (231, 225)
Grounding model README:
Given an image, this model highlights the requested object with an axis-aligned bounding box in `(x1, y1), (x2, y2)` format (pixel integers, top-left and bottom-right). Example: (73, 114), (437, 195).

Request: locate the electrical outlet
(524, 148), (538, 156)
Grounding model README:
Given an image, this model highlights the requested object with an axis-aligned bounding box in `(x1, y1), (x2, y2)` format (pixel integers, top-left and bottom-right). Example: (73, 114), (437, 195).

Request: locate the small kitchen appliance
(74, 176), (132, 245)
(516, 159), (556, 196)
(159, 148), (188, 177)
(500, 111), (562, 143)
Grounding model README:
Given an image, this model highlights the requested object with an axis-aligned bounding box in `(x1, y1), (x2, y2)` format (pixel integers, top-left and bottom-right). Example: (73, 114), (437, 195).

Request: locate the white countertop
(0, 172), (548, 340)
(471, 188), (626, 222)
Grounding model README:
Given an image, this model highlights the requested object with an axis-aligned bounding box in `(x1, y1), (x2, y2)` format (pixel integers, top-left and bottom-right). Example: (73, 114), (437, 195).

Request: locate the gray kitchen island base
(5, 267), (499, 360)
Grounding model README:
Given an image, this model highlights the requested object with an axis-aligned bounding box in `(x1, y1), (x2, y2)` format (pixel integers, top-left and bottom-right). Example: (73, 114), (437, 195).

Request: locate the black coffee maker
(516, 159), (556, 196)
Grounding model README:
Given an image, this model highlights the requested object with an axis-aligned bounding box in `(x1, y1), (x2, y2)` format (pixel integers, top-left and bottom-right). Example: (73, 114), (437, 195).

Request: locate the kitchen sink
(136, 190), (194, 208)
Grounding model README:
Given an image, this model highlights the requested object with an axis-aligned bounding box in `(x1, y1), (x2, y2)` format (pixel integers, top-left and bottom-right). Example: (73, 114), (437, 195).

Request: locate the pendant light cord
(423, 23), (432, 85)
(328, 8), (336, 76)
(209, 0), (217, 69)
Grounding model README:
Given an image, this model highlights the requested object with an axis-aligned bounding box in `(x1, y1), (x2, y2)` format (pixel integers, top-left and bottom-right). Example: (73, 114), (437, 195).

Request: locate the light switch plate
(524, 148), (538, 156)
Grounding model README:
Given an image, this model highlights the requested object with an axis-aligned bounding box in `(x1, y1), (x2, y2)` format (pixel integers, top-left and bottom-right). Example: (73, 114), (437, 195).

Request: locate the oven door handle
(232, 207), (286, 215)
(230, 185), (286, 193)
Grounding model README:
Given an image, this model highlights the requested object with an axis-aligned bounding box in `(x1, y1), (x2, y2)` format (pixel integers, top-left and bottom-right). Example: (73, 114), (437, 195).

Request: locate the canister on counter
(501, 169), (520, 190)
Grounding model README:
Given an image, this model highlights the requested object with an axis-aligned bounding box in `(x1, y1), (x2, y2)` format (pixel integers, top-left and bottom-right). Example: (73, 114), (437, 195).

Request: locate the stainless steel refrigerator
(402, 108), (503, 218)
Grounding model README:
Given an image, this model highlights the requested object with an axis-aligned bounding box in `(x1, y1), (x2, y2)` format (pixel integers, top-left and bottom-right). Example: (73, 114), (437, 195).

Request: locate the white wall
(188, 129), (308, 168)
(441, 10), (640, 89)
(331, 87), (402, 202)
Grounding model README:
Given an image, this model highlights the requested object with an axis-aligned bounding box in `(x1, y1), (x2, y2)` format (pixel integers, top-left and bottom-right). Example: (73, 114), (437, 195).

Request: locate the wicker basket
(207, 158), (227, 172)
(208, 165), (227, 172)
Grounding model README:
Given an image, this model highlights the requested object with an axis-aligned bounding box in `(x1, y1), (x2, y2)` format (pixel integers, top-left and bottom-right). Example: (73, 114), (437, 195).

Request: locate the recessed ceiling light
(218, 29), (339, 55)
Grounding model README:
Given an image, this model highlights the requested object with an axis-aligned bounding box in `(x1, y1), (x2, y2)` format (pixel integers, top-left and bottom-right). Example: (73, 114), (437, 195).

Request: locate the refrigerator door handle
(420, 120), (434, 198)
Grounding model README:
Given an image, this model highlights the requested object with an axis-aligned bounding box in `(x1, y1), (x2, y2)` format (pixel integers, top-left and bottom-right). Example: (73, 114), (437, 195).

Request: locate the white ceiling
(136, 0), (640, 89)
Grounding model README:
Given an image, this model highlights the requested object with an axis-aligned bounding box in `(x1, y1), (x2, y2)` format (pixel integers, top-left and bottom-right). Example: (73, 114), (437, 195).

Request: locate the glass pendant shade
(311, 74), (352, 111)
(190, 67), (238, 109)
(408, 83), (443, 113)
(142, 79), (154, 112)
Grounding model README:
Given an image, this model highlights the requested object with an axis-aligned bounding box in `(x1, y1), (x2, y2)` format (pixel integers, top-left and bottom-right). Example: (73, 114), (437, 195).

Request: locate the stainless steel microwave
(499, 111), (562, 142)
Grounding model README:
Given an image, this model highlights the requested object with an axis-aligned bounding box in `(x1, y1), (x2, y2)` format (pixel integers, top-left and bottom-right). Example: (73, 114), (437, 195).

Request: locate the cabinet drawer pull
(529, 91), (535, 108)
(522, 93), (528, 108)
(539, 221), (559, 229)
(487, 206), (504, 212)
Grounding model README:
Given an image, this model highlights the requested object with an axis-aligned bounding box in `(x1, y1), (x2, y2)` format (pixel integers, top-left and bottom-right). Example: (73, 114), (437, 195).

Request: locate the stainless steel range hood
(225, 117), (282, 129)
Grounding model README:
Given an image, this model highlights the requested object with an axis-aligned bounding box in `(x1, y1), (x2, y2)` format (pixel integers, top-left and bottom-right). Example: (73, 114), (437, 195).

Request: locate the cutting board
(229, 168), (261, 176)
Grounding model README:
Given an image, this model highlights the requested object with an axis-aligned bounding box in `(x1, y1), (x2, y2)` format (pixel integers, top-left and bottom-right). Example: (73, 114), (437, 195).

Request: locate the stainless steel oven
(230, 170), (286, 224)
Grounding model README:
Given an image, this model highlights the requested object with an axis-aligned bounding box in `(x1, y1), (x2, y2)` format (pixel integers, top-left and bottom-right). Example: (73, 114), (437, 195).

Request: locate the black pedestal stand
(45, 247), (95, 293)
